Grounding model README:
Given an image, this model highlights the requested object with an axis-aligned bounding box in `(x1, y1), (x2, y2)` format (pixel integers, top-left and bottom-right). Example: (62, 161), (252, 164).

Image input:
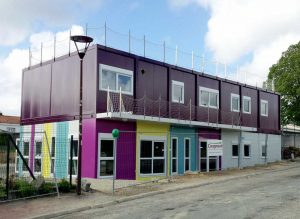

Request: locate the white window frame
(261, 100), (268, 117)
(232, 143), (239, 158)
(243, 96), (251, 114)
(21, 139), (31, 174)
(261, 144), (267, 158)
(243, 144), (251, 158)
(99, 64), (134, 95)
(231, 93), (240, 112)
(50, 137), (56, 176)
(172, 80), (184, 104)
(98, 133), (115, 179)
(184, 138), (191, 172)
(199, 87), (219, 109)
(139, 136), (166, 176)
(34, 139), (43, 175)
(15, 138), (20, 173)
(171, 137), (178, 174)
(68, 136), (79, 177)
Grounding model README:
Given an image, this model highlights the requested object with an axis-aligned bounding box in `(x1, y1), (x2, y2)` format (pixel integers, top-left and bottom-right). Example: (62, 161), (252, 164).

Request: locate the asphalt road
(54, 166), (300, 219)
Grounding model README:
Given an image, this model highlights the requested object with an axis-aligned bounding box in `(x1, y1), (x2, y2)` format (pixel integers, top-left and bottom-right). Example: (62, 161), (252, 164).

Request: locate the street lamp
(70, 35), (93, 195)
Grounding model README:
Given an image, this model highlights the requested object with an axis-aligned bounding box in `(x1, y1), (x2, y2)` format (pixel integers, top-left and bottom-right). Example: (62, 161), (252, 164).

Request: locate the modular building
(18, 44), (281, 180)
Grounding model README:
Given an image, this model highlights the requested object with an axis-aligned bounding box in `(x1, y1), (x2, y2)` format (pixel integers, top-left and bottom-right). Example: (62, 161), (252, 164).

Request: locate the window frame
(98, 133), (115, 179)
(199, 87), (219, 109)
(243, 144), (251, 158)
(34, 139), (43, 174)
(139, 136), (166, 176)
(99, 64), (134, 95)
(243, 96), (251, 114)
(261, 145), (267, 158)
(68, 136), (79, 177)
(172, 80), (184, 104)
(184, 138), (191, 172)
(231, 93), (240, 112)
(171, 137), (178, 174)
(261, 100), (268, 117)
(50, 137), (56, 175)
(232, 144), (239, 158)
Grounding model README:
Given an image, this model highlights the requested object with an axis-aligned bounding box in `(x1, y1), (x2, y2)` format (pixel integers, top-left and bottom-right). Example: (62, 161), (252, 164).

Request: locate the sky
(0, 0), (300, 116)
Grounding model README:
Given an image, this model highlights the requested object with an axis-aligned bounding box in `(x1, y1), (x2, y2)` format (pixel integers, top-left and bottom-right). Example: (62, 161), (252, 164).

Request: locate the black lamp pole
(70, 35), (93, 195)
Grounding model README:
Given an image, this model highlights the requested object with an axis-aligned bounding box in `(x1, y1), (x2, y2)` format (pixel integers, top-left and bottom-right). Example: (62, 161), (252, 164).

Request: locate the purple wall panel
(241, 87), (258, 127)
(97, 119), (136, 180)
(30, 125), (35, 170)
(82, 118), (97, 178)
(198, 128), (221, 140)
(259, 91), (279, 132)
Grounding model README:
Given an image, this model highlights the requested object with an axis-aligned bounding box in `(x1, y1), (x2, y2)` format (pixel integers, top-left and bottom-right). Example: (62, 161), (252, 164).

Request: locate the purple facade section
(30, 125), (35, 170)
(82, 118), (97, 178)
(241, 87), (258, 127)
(97, 119), (136, 180)
(198, 128), (221, 140)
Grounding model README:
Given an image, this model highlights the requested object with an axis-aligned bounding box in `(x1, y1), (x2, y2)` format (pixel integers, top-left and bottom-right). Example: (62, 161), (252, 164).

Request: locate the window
(232, 144), (238, 157)
(184, 138), (191, 172)
(140, 139), (165, 175)
(34, 141), (42, 173)
(100, 64), (133, 95)
(199, 87), (219, 108)
(244, 144), (250, 157)
(69, 139), (78, 176)
(99, 139), (114, 177)
(51, 137), (55, 174)
(262, 145), (266, 157)
(172, 80), (184, 103)
(22, 141), (30, 172)
(7, 127), (15, 133)
(261, 100), (268, 116)
(243, 96), (251, 114)
(171, 138), (178, 173)
(231, 94), (240, 112)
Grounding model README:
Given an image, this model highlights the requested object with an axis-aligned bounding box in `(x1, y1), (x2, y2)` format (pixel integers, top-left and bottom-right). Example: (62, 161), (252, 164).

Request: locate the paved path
(54, 165), (300, 219)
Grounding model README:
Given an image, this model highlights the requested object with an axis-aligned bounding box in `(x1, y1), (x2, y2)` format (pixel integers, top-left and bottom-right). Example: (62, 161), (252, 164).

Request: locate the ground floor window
(51, 137), (56, 174)
(69, 138), (78, 176)
(99, 137), (114, 177)
(140, 139), (165, 175)
(244, 144), (250, 158)
(184, 138), (191, 172)
(34, 140), (42, 174)
(232, 144), (238, 157)
(171, 137), (178, 174)
(262, 145), (266, 157)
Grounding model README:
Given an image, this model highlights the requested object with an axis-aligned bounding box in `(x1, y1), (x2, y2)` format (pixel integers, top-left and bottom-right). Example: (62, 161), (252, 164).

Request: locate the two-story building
(19, 44), (281, 180)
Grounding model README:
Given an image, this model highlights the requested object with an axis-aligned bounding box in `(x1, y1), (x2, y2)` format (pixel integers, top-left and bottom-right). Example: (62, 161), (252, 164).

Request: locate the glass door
(99, 139), (114, 177)
(171, 138), (178, 174)
(200, 141), (207, 172)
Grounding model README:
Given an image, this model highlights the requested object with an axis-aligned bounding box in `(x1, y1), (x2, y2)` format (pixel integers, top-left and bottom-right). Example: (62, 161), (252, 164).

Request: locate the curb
(30, 163), (300, 219)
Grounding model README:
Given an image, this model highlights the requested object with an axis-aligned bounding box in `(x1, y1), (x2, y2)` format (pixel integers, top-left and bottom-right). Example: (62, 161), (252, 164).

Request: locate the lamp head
(70, 35), (94, 59)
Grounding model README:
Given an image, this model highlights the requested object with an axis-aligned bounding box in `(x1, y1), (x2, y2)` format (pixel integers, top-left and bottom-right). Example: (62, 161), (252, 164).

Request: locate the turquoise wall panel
(55, 122), (69, 179)
(170, 126), (197, 175)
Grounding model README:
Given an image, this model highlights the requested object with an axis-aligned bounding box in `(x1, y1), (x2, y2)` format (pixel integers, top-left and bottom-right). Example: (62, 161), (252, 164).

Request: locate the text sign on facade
(207, 140), (223, 156)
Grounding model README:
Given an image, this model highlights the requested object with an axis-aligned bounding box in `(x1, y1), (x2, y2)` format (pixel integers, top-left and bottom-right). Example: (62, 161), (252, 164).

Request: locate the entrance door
(200, 141), (218, 172)
(98, 136), (115, 178)
(171, 137), (178, 174)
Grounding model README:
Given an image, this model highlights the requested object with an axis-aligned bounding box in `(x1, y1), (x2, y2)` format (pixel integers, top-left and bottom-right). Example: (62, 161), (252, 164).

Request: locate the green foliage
(39, 182), (56, 194)
(14, 179), (36, 198)
(0, 184), (5, 198)
(282, 146), (300, 159)
(58, 179), (70, 193)
(268, 41), (300, 126)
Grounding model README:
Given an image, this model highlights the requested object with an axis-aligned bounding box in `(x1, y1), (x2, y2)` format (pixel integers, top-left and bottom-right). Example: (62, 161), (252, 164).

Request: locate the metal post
(175, 45), (178, 66)
(40, 42), (43, 65)
(224, 63), (227, 78)
(54, 35), (56, 61)
(6, 135), (10, 199)
(208, 106), (210, 125)
(265, 134), (268, 164)
(28, 47), (31, 68)
(238, 129), (242, 169)
(163, 41), (166, 63)
(166, 132), (168, 178)
(119, 87), (122, 117)
(129, 30), (131, 53)
(201, 54), (205, 72)
(85, 23), (88, 36)
(236, 65), (239, 81)
(113, 138), (117, 195)
(69, 30), (71, 56)
(70, 135), (73, 187)
(143, 35), (146, 57)
(192, 51), (194, 70)
(215, 59), (218, 77)
(77, 59), (83, 195)
(105, 22), (107, 47)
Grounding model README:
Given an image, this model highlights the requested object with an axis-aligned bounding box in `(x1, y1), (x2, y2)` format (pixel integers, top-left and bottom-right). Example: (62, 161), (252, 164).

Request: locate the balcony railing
(105, 89), (244, 128)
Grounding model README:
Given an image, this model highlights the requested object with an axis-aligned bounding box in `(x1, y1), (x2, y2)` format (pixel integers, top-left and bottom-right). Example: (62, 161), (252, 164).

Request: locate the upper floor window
(231, 94), (240, 112)
(261, 100), (268, 117)
(243, 96), (251, 114)
(100, 64), (133, 95)
(172, 80), (184, 104)
(199, 87), (219, 108)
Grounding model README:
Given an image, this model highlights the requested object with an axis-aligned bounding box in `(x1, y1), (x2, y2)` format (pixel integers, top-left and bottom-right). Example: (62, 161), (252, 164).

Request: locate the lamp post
(70, 35), (93, 195)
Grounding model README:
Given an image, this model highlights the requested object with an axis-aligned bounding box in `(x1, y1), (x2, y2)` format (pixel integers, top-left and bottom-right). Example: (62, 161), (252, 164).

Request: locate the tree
(268, 41), (300, 126)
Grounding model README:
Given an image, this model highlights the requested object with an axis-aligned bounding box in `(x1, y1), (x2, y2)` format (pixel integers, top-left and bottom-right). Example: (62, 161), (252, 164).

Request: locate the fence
(28, 23), (267, 88)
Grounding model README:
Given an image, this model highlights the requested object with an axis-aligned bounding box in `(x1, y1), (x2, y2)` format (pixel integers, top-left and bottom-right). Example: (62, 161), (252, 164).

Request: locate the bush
(14, 179), (36, 198)
(58, 179), (70, 193)
(282, 146), (300, 159)
(39, 182), (56, 194)
(0, 184), (5, 198)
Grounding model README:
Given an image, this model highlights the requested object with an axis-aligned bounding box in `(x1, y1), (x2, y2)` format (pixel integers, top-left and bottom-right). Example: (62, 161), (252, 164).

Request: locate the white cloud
(0, 25), (84, 116)
(0, 0), (103, 46)
(169, 0), (300, 86)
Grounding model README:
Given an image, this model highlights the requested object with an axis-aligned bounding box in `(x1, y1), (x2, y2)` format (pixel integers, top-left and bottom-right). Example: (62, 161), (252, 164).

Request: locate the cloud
(0, 0), (103, 46)
(0, 25), (84, 116)
(168, 0), (300, 85)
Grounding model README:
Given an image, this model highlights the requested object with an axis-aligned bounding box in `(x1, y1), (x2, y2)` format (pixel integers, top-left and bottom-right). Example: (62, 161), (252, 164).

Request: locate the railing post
(159, 95), (161, 120)
(119, 87), (122, 117)
(54, 35), (56, 61)
(192, 51), (194, 70)
(70, 135), (73, 187)
(129, 30), (131, 53)
(163, 41), (166, 63)
(201, 54), (205, 72)
(208, 106), (210, 125)
(143, 35), (146, 57)
(105, 22), (107, 47)
(107, 86), (110, 116)
(69, 29), (71, 56)
(6, 134), (10, 200)
(40, 42), (43, 65)
(178, 97), (181, 121)
(175, 45), (178, 66)
(189, 99), (192, 124)
(28, 47), (31, 68)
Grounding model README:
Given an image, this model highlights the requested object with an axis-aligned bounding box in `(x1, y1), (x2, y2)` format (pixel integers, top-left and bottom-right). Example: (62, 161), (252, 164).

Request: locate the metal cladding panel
(259, 91), (280, 132)
(82, 118), (97, 178)
(241, 87), (258, 127)
(21, 65), (52, 119)
(197, 76), (219, 123)
(51, 55), (80, 116)
(97, 49), (135, 113)
(220, 82), (240, 125)
(97, 119), (136, 180)
(198, 128), (221, 140)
